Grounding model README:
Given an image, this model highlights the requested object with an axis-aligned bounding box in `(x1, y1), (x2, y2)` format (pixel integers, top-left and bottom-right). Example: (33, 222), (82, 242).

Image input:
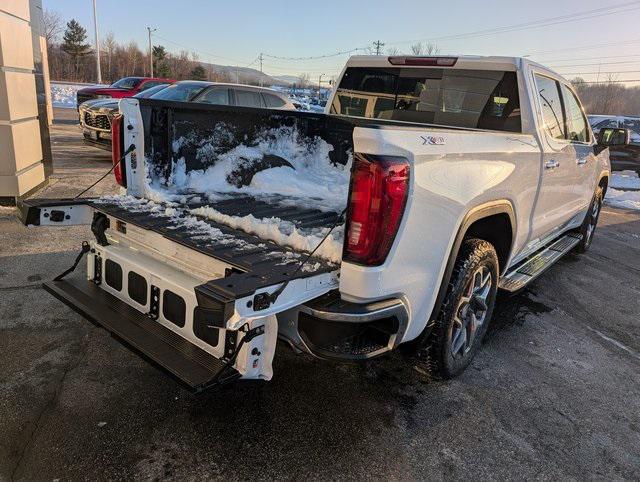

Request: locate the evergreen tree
(190, 64), (207, 81)
(61, 19), (91, 79)
(153, 45), (171, 78)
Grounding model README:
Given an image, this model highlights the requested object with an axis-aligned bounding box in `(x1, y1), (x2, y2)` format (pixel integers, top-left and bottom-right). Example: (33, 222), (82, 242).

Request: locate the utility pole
(236, 66), (239, 84)
(373, 40), (385, 56)
(259, 53), (264, 87)
(147, 27), (157, 77)
(318, 73), (324, 101)
(92, 0), (101, 83)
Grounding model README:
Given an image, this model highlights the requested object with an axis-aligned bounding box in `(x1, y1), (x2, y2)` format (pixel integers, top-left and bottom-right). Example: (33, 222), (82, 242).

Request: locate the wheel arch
(597, 171), (609, 196)
(405, 200), (515, 351)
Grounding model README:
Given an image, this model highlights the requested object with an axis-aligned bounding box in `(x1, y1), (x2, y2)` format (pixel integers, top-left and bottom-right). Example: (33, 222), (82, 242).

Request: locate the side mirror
(597, 127), (631, 147)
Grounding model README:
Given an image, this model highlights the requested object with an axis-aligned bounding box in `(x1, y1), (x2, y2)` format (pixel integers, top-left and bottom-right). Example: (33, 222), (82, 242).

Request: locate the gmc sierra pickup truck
(19, 55), (630, 392)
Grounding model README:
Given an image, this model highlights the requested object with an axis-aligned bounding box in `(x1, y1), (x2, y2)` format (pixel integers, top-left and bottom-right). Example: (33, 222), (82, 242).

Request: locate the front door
(559, 83), (598, 210)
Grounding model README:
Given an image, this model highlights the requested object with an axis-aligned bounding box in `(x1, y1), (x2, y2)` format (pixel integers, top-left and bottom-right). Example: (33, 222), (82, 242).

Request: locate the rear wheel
(416, 238), (499, 379)
(576, 186), (603, 253)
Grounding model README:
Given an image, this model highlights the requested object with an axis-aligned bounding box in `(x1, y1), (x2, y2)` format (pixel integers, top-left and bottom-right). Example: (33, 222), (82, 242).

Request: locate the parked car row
(78, 79), (295, 151)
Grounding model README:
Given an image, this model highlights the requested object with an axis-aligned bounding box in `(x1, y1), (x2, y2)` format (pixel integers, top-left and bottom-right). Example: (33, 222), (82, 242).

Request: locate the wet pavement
(1, 109), (639, 480)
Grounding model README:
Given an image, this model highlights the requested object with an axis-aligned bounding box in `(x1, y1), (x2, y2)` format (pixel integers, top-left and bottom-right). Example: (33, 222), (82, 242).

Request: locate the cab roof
(344, 55), (568, 83)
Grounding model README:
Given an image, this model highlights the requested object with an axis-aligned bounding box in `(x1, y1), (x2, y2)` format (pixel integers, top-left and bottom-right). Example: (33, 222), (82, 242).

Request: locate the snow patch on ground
(605, 171), (640, 210)
(610, 170), (640, 190)
(605, 188), (640, 210)
(190, 205), (343, 263)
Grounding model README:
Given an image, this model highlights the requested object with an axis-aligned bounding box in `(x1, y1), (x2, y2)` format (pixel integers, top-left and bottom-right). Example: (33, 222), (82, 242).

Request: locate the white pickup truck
(19, 55), (630, 391)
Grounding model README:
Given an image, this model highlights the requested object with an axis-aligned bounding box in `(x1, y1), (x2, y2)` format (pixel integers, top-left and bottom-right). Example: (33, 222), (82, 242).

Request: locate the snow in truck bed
(103, 125), (352, 263)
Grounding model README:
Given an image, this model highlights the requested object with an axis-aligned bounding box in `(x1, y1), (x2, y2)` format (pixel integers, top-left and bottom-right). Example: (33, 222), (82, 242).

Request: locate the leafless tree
(43, 9), (62, 45)
(298, 73), (310, 88)
(101, 32), (117, 82)
(410, 42), (440, 55)
(387, 47), (401, 56)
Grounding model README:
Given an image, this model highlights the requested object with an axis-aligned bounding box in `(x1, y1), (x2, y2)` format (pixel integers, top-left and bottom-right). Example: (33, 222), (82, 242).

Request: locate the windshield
(133, 84), (169, 99)
(331, 66), (521, 132)
(110, 77), (143, 89)
(150, 83), (209, 101)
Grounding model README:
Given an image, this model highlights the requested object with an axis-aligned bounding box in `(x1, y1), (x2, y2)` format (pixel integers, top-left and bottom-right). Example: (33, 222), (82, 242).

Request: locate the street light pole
(147, 27), (157, 77)
(318, 74), (324, 101)
(92, 0), (101, 83)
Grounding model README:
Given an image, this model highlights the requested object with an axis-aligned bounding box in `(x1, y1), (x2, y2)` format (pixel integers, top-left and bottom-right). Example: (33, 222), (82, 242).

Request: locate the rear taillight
(344, 154), (410, 266)
(111, 114), (126, 187)
(388, 56), (458, 67)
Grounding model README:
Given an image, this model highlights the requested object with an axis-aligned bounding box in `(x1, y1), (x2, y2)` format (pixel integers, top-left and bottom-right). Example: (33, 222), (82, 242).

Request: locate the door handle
(545, 160), (560, 169)
(577, 158), (588, 165)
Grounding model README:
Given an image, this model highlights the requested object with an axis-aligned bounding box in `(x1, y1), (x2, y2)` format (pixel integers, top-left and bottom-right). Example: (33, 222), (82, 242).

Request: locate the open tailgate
(19, 195), (342, 391)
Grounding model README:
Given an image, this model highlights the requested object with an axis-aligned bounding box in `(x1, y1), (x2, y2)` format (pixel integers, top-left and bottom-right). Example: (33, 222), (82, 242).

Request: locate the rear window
(330, 67), (521, 132)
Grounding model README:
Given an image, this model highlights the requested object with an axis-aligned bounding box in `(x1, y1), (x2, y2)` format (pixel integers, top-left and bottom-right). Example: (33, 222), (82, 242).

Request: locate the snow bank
(51, 81), (105, 108)
(605, 188), (640, 210)
(610, 170), (640, 190)
(191, 205), (343, 263)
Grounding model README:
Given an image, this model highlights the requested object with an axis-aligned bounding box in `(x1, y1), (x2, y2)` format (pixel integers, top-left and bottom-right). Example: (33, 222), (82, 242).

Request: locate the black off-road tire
(576, 186), (603, 253)
(416, 238), (499, 379)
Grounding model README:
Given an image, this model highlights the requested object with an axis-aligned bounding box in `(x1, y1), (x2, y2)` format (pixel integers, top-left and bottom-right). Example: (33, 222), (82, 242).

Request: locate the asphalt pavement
(1, 109), (639, 480)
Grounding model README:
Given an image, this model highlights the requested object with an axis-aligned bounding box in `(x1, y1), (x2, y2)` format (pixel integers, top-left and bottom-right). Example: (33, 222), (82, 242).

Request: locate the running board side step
(498, 233), (582, 292)
(44, 278), (237, 392)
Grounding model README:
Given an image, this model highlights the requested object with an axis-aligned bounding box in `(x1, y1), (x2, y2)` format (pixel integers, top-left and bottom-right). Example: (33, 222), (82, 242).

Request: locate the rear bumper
(281, 291), (409, 360)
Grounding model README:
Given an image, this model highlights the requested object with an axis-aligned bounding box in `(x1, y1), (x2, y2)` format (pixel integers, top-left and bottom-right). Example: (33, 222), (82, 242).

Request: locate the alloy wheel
(585, 195), (601, 246)
(450, 266), (492, 358)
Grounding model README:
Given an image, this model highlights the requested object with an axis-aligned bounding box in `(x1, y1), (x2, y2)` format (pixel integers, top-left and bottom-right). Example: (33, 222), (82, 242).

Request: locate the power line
(526, 38), (640, 56)
(572, 79), (640, 84)
(262, 47), (365, 61)
(550, 60), (640, 68)
(542, 54), (640, 63)
(386, 1), (640, 46)
(373, 40), (385, 56)
(561, 70), (640, 75)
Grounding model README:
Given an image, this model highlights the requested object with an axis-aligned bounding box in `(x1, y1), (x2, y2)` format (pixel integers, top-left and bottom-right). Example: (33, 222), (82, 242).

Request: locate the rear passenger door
(530, 73), (583, 242)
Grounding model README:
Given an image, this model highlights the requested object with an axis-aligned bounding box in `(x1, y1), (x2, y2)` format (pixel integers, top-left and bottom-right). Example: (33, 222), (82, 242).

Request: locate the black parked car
(589, 115), (640, 175)
(79, 81), (214, 151)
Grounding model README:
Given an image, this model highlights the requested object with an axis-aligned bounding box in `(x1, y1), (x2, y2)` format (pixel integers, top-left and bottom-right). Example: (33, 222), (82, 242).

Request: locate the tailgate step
(498, 233), (582, 292)
(44, 278), (235, 391)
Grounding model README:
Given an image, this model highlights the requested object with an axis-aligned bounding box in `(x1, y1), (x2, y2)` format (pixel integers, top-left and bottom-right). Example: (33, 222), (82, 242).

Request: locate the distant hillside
(272, 75), (302, 85)
(198, 62), (295, 86)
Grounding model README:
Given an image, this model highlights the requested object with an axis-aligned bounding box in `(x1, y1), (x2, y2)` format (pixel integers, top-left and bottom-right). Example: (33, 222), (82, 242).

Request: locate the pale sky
(45, 0), (640, 83)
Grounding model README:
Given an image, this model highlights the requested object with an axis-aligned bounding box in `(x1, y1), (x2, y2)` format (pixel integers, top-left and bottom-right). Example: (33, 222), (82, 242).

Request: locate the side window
(561, 84), (589, 142)
(234, 90), (265, 108)
(139, 80), (162, 91)
(534, 74), (565, 140)
(197, 88), (230, 105)
(592, 118), (618, 130)
(263, 93), (286, 108)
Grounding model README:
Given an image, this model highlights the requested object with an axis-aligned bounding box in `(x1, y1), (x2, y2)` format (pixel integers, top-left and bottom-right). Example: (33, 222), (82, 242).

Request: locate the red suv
(76, 76), (175, 108)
